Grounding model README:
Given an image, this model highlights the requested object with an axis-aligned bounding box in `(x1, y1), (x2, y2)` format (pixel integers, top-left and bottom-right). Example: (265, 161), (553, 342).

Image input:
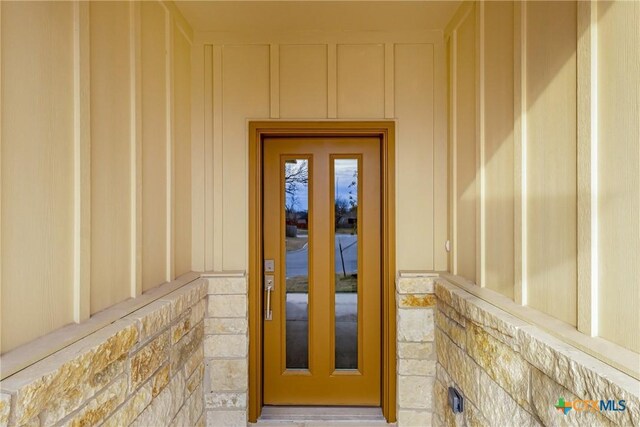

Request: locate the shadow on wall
(452, 1), (622, 326)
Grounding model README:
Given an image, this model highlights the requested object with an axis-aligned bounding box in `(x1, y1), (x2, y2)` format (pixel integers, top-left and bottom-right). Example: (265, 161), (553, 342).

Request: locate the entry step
(255, 406), (391, 425)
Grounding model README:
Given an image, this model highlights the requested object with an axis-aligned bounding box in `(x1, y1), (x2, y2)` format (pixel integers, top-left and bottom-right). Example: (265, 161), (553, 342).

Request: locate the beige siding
(0, 1), (192, 354)
(1, 2), (76, 352)
(525, 1), (577, 326)
(395, 44), (435, 270)
(141, 1), (168, 291)
(280, 45), (328, 119)
(448, 2), (578, 324)
(454, 7), (476, 282)
(192, 33), (448, 273)
(89, 1), (132, 314)
(337, 44), (385, 119)
(483, 1), (514, 298)
(448, 2), (578, 325)
(596, 0), (640, 353)
(446, 1), (639, 354)
(174, 26), (192, 278)
(221, 45), (270, 271)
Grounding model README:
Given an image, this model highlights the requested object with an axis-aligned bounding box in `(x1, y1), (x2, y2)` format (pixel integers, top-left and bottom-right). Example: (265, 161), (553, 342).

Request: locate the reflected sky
(284, 159), (357, 211)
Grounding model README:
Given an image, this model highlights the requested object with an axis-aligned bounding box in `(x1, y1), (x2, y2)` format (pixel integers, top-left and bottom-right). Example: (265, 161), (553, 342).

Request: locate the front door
(262, 136), (381, 405)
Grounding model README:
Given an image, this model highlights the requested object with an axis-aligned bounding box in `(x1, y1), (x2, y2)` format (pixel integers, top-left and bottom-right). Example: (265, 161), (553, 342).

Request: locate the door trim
(248, 121), (396, 423)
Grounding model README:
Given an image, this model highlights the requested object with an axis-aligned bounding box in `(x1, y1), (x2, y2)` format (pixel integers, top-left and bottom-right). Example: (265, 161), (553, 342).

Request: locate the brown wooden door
(262, 137), (381, 405)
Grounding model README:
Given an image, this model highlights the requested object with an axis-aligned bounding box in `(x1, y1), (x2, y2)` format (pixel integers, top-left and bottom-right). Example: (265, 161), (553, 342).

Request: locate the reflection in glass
(284, 159), (309, 369)
(334, 159), (358, 370)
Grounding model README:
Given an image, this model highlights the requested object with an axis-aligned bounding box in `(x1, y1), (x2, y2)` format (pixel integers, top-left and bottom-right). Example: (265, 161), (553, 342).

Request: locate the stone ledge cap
(0, 318), (138, 392)
(397, 271), (439, 295)
(201, 271), (246, 278)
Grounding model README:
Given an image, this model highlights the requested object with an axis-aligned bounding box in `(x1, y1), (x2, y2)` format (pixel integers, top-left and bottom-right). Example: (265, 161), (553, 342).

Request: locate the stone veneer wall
(0, 279), (208, 427)
(434, 279), (640, 427)
(203, 274), (249, 426)
(201, 273), (439, 427)
(396, 274), (437, 426)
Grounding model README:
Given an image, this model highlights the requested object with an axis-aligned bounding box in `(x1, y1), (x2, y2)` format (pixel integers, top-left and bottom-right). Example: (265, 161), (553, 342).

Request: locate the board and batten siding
(595, 0), (639, 354)
(0, 1), (193, 353)
(451, 4), (477, 283)
(191, 34), (449, 274)
(1, 1), (76, 353)
(446, 0), (639, 354)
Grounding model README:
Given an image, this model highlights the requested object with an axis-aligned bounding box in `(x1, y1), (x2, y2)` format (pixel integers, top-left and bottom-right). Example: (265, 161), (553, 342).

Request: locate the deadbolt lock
(264, 259), (275, 273)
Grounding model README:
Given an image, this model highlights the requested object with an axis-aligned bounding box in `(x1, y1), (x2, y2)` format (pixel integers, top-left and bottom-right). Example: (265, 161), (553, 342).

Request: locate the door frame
(248, 120), (396, 423)
(248, 121), (396, 423)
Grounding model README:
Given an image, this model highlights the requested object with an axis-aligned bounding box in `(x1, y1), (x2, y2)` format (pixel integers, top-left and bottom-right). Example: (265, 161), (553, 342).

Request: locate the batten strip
(450, 30), (459, 276)
(270, 44), (280, 119)
(577, 0), (598, 336)
(475, 2), (486, 287)
(165, 10), (175, 281)
(212, 46), (224, 270)
(191, 43), (206, 271)
(0, 3), (3, 325)
(384, 43), (394, 119)
(328, 44), (337, 118)
(433, 40), (448, 271)
(204, 46), (215, 270)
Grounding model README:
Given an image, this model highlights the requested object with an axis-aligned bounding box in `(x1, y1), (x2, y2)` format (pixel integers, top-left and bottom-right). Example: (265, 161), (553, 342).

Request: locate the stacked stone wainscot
(396, 274), (437, 427)
(434, 279), (640, 427)
(203, 274), (248, 427)
(0, 279), (208, 427)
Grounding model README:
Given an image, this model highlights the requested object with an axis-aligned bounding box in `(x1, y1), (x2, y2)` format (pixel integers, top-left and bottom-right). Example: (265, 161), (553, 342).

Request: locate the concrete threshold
(252, 406), (393, 426)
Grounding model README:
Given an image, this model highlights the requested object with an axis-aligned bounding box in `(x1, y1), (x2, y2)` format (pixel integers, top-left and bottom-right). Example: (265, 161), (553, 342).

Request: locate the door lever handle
(264, 275), (274, 321)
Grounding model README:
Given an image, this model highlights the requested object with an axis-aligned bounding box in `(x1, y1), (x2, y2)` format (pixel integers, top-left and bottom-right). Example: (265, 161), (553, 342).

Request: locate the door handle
(264, 274), (274, 321)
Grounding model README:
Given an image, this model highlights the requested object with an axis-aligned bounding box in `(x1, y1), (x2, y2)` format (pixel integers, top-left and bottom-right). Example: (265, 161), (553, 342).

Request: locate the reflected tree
(285, 160), (308, 215)
(335, 197), (350, 228)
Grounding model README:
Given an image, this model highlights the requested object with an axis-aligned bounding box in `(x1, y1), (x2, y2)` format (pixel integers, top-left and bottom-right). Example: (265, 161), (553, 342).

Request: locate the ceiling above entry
(174, 1), (463, 34)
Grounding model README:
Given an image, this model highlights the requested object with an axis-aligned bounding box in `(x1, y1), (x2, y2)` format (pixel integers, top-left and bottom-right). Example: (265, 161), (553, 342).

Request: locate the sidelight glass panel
(284, 159), (310, 369)
(334, 158), (359, 370)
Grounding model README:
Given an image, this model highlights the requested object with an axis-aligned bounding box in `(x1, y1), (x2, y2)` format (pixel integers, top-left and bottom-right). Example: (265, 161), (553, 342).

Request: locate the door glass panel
(333, 158), (359, 370)
(284, 159), (310, 369)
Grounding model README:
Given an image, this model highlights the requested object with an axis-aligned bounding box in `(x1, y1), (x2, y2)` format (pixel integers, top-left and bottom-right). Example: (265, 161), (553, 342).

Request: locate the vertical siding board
(455, 7), (477, 282)
(577, 0), (596, 336)
(596, 0), (640, 353)
(513, 1), (526, 305)
(525, 1), (577, 326)
(211, 45), (221, 271)
(191, 43), (205, 272)
(74, 1), (91, 322)
(1, 2), (76, 351)
(483, 1), (515, 299)
(433, 40), (448, 271)
(173, 25), (192, 278)
(395, 43), (435, 271)
(221, 45), (270, 271)
(90, 1), (134, 312)
(140, 0), (168, 291)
